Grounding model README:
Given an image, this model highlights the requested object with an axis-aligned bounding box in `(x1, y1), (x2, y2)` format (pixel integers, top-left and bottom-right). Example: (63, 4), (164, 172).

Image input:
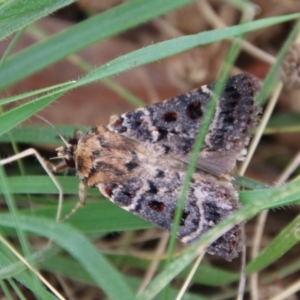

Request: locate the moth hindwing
(56, 73), (261, 261)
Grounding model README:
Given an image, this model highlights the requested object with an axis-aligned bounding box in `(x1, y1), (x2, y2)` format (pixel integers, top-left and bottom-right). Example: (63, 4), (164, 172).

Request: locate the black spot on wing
(110, 117), (128, 133)
(148, 200), (165, 212)
(110, 178), (143, 207)
(147, 180), (158, 194)
(186, 102), (202, 119)
(125, 161), (139, 171)
(156, 127), (168, 141)
(162, 145), (171, 154)
(103, 183), (118, 197)
(155, 169), (165, 178)
(162, 111), (178, 122)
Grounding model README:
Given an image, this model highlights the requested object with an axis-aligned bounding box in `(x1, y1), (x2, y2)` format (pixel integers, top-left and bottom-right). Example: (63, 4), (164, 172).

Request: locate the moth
(56, 73), (261, 261)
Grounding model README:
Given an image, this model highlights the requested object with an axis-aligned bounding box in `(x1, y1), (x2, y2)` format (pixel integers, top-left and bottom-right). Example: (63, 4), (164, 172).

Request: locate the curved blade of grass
(0, 0), (195, 90)
(0, 214), (135, 299)
(0, 12), (298, 93)
(0, 81), (75, 106)
(262, 259), (300, 285)
(236, 176), (270, 190)
(0, 163), (46, 296)
(13, 12), (296, 101)
(0, 244), (60, 280)
(40, 256), (206, 299)
(42, 253), (237, 288)
(5, 279), (24, 300)
(0, 27), (25, 68)
(0, 248), (58, 300)
(0, 91), (63, 136)
(240, 186), (300, 208)
(0, 0), (74, 40)
(256, 18), (300, 106)
(246, 214), (300, 274)
(0, 13), (298, 132)
(76, 13), (300, 88)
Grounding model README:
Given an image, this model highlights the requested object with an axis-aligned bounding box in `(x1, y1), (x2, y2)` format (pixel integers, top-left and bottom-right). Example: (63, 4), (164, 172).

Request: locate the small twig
(175, 252), (205, 300)
(0, 235), (66, 300)
(198, 0), (276, 65)
(137, 232), (169, 295)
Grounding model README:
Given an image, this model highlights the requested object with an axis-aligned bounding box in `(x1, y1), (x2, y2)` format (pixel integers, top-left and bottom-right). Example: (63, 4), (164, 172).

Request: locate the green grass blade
(0, 27), (25, 68)
(0, 81), (75, 106)
(257, 18), (300, 105)
(40, 255), (205, 299)
(76, 13), (300, 88)
(240, 183), (300, 208)
(247, 214), (300, 274)
(0, 214), (135, 299)
(0, 244), (60, 280)
(0, 167), (46, 297)
(38, 201), (151, 234)
(0, 0), (73, 40)
(0, 0), (194, 90)
(0, 91), (63, 136)
(0, 13), (297, 124)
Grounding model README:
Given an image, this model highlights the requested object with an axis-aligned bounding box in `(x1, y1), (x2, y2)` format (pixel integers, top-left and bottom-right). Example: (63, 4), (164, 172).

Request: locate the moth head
(55, 138), (78, 168)
(53, 129), (84, 168)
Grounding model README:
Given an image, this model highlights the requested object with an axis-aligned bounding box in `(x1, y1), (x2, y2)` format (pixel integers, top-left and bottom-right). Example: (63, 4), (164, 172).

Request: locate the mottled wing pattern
(71, 124), (244, 260)
(64, 74), (262, 261)
(98, 163), (242, 261)
(108, 74), (261, 176)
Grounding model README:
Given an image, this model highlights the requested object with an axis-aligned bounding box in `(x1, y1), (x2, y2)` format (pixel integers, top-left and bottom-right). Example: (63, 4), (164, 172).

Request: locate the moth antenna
(36, 115), (69, 146)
